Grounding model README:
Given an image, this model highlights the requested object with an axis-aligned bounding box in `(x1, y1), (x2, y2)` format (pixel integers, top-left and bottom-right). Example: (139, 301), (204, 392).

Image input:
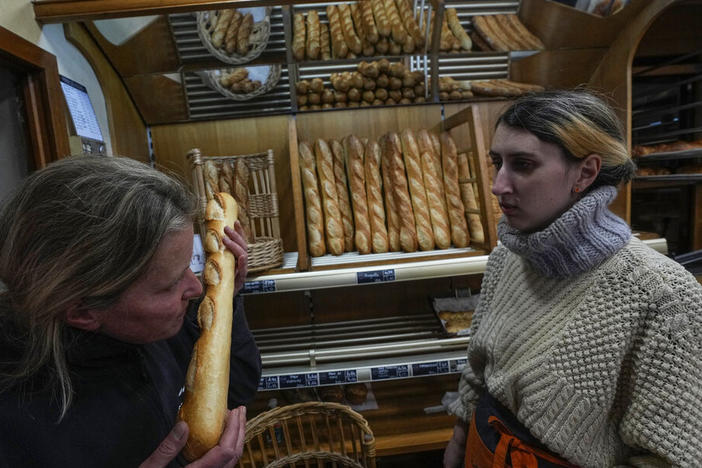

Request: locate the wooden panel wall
(63, 22), (149, 162)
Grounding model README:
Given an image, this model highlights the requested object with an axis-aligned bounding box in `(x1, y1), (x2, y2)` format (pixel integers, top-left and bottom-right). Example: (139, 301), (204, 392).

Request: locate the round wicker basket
(197, 7), (272, 65)
(199, 65), (282, 101)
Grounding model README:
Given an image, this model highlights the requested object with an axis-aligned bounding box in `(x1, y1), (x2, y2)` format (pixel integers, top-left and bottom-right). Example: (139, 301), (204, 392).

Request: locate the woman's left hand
(223, 222), (248, 295)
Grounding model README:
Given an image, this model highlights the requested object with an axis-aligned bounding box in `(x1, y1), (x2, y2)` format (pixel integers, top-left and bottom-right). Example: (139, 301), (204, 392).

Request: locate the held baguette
(179, 192), (239, 461)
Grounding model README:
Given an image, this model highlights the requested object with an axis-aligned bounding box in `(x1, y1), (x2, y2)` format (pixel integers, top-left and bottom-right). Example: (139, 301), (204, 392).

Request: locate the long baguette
(417, 130), (451, 249)
(211, 9), (234, 48)
(179, 192), (239, 461)
(379, 135), (401, 252)
(472, 15), (509, 52)
(314, 139), (344, 255)
(441, 132), (470, 247)
(306, 10), (321, 60)
(505, 14), (544, 50)
(232, 160), (252, 242)
(329, 139), (355, 251)
(446, 8), (471, 51)
(326, 5), (349, 58)
(364, 140), (389, 253)
(299, 141), (327, 257)
(400, 129), (434, 251)
(224, 10), (243, 54)
(384, 133), (417, 252)
(344, 135), (371, 254)
(457, 152), (484, 244)
(204, 161), (220, 201)
(338, 4), (363, 55)
(371, 0), (391, 37)
(292, 12), (306, 61)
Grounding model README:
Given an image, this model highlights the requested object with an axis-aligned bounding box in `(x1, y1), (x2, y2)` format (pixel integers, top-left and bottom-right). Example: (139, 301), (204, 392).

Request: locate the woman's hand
(223, 222), (248, 295)
(140, 406), (247, 468)
(443, 418), (469, 468)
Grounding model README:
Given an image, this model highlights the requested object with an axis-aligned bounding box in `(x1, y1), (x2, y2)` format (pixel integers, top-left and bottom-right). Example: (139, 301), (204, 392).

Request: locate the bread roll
(384, 133), (417, 252)
(292, 12), (306, 61)
(298, 141), (327, 256)
(457, 152), (484, 244)
(235, 13), (253, 55)
(418, 130), (451, 249)
(329, 139), (355, 252)
(179, 192), (239, 461)
(400, 129), (434, 250)
(224, 10), (243, 54)
(441, 133), (469, 247)
(314, 139), (345, 255)
(343, 135), (371, 254)
(306, 10), (321, 60)
(364, 140), (389, 253)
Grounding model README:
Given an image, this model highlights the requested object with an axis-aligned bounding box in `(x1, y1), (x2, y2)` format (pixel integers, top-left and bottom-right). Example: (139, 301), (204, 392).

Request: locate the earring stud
(573, 186), (581, 193)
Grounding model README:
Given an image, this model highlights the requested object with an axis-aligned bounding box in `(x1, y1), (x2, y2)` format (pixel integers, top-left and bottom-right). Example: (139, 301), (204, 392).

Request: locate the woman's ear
(64, 302), (103, 331)
(576, 153), (602, 190)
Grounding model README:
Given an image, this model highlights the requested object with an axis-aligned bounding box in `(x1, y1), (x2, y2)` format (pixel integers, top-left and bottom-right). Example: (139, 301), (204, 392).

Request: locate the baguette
(343, 135), (371, 254)
(204, 161), (220, 201)
(383, 0), (408, 46)
(224, 10), (244, 54)
(446, 8), (472, 51)
(298, 141), (327, 257)
(505, 14), (544, 50)
(314, 139), (345, 255)
(417, 130), (451, 249)
(232, 160), (252, 242)
(360, 0), (380, 44)
(371, 0), (391, 37)
(457, 152), (484, 244)
(379, 135), (401, 252)
(236, 13), (253, 55)
(396, 0), (424, 47)
(326, 5), (350, 58)
(441, 132), (470, 247)
(385, 133), (418, 252)
(319, 22), (332, 61)
(400, 129), (434, 251)
(473, 15), (509, 52)
(179, 192), (238, 461)
(292, 12), (306, 61)
(306, 10), (321, 60)
(364, 140), (389, 253)
(493, 14), (529, 50)
(330, 139), (355, 251)
(218, 159), (233, 194)
(211, 9), (234, 48)
(337, 4), (363, 55)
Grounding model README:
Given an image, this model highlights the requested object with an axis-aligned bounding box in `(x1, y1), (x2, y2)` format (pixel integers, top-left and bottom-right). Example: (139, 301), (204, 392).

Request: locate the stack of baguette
(217, 68), (262, 95)
(206, 9), (256, 56)
(298, 129), (485, 257)
(292, 0), (426, 60)
(471, 14), (544, 52)
(296, 59), (427, 111)
(203, 159), (253, 242)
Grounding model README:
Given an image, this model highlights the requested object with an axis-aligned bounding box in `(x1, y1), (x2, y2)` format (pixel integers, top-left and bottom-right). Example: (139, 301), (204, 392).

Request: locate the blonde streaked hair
(496, 89), (636, 188)
(0, 156), (197, 420)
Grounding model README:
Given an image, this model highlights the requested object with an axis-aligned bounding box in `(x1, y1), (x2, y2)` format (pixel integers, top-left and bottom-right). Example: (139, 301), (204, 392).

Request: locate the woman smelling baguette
(0, 156), (261, 468)
(443, 90), (702, 467)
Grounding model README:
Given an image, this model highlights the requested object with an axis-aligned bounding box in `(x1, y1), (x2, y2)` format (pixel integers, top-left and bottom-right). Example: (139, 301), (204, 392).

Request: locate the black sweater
(0, 295), (261, 468)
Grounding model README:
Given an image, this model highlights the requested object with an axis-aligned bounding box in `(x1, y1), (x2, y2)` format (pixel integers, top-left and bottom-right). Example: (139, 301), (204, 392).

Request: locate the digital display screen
(60, 75), (104, 142)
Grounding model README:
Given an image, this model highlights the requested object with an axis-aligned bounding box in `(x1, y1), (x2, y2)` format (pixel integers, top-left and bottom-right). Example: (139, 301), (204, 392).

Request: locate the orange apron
(465, 393), (580, 468)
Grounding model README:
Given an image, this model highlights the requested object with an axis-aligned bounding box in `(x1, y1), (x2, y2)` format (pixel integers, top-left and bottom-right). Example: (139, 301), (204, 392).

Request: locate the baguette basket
(197, 7), (272, 65)
(188, 148), (284, 274)
(199, 65), (282, 101)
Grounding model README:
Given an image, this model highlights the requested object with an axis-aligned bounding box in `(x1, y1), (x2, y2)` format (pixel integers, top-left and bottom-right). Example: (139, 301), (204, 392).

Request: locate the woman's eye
(490, 159), (502, 169)
(514, 160), (532, 171)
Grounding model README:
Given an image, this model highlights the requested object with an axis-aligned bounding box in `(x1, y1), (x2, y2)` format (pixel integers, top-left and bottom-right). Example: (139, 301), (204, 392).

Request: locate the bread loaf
(314, 139), (345, 255)
(400, 129), (434, 251)
(441, 133), (470, 247)
(385, 133), (418, 252)
(457, 152), (484, 244)
(364, 140), (389, 253)
(343, 135), (371, 254)
(417, 130), (451, 249)
(298, 141), (327, 257)
(179, 192), (238, 461)
(211, 9), (234, 48)
(224, 10), (243, 54)
(379, 135), (401, 252)
(326, 5), (349, 58)
(306, 10), (321, 60)
(329, 140), (355, 252)
(292, 12), (306, 61)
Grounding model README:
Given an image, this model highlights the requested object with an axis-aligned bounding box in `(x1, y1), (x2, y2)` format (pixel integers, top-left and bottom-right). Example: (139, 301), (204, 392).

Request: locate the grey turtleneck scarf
(497, 185), (632, 278)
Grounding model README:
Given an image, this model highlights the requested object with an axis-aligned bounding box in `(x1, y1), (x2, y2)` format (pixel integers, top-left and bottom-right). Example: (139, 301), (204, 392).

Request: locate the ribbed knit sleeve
(448, 246), (509, 422)
(617, 256), (702, 467)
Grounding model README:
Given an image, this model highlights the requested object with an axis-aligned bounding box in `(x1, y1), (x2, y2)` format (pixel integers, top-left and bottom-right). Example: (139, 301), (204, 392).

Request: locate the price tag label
(319, 370), (358, 385)
(242, 279), (277, 294)
(450, 359), (467, 373)
(357, 269), (396, 284)
(279, 373), (319, 388)
(412, 361), (450, 376)
(258, 376), (279, 390)
(371, 365), (409, 380)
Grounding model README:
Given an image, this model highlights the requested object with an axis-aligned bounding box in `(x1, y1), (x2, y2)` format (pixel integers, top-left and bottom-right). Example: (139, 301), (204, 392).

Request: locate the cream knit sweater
(449, 188), (702, 468)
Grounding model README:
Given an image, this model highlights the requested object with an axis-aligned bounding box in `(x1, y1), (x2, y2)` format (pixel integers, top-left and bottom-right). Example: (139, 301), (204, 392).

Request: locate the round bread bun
(344, 383), (368, 405)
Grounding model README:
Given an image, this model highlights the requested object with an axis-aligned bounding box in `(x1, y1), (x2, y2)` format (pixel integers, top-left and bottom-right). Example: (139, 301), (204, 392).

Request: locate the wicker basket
(188, 148), (284, 274)
(199, 65), (282, 102)
(197, 7), (272, 65)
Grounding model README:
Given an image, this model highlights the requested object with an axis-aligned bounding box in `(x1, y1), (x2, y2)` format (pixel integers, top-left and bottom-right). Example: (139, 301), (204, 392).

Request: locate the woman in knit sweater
(443, 90), (701, 468)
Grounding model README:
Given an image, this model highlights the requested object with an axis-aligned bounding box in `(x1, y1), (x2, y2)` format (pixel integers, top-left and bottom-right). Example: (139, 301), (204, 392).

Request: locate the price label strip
(357, 269), (396, 284)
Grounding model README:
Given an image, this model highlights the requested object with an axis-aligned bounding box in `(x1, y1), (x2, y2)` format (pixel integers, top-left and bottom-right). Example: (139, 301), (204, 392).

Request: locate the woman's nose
(183, 269), (204, 300)
(491, 167), (511, 196)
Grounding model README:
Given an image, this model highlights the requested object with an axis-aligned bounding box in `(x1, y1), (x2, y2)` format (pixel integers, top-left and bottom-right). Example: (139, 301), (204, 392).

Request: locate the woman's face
(490, 124), (581, 233)
(95, 225), (203, 344)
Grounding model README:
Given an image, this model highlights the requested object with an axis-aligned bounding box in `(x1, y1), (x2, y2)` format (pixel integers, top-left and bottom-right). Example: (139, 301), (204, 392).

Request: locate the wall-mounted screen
(60, 75), (104, 142)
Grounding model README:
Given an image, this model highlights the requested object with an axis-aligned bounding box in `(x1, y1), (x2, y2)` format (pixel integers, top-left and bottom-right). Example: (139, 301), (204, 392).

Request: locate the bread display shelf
(634, 148), (702, 162)
(288, 104), (497, 272)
